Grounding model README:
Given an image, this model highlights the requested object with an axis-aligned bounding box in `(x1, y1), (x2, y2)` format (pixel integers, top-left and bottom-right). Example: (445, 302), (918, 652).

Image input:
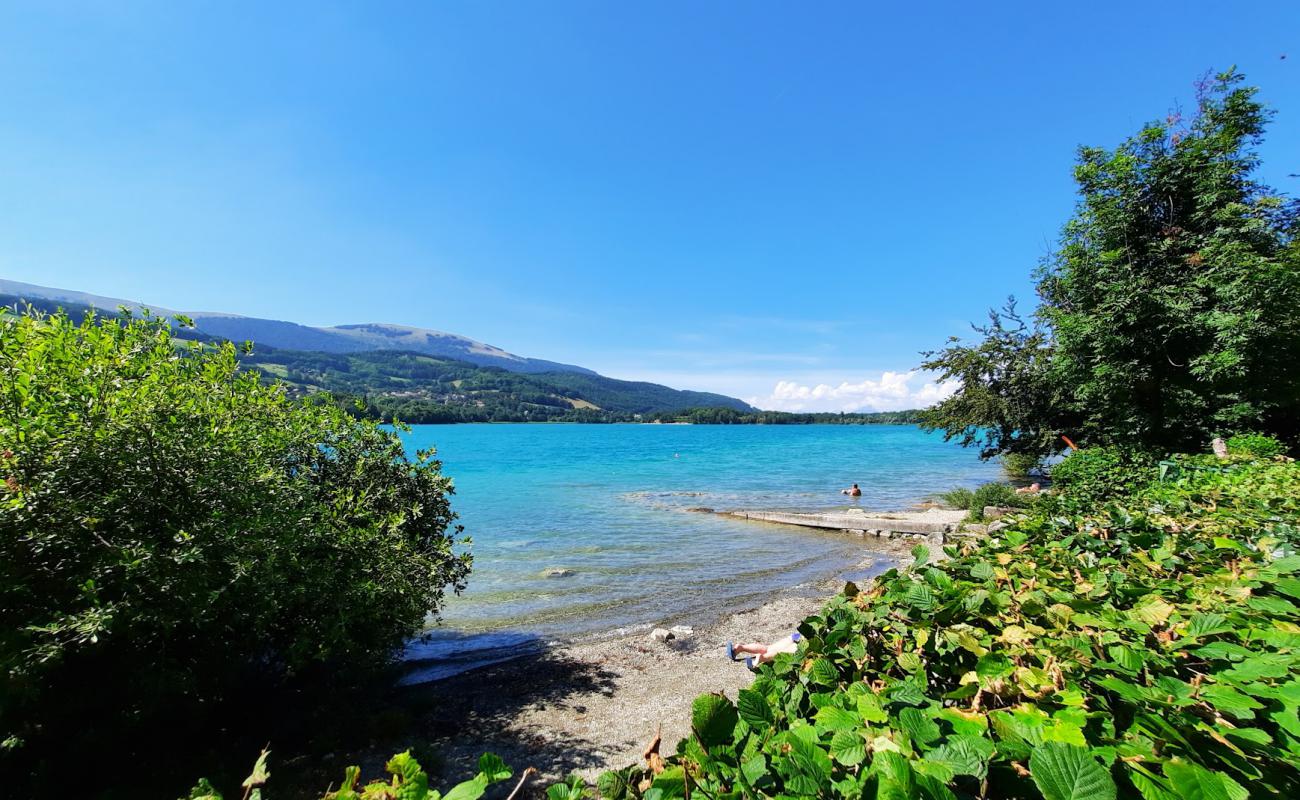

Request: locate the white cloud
(746, 371), (957, 413)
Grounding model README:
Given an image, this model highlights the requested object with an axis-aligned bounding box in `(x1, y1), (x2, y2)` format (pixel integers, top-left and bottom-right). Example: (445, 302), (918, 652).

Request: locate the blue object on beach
(791, 632), (802, 643)
(745, 656), (757, 672)
(725, 641), (737, 661)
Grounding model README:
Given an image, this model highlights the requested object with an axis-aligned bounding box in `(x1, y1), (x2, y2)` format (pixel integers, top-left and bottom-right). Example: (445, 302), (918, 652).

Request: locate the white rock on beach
(649, 628), (674, 642)
(669, 625), (694, 637)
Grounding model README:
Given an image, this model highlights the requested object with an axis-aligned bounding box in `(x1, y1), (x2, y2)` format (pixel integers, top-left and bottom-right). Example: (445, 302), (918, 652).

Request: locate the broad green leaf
(1129, 595), (1175, 626)
(829, 729), (867, 765)
(1185, 613), (1232, 639)
(885, 680), (927, 707)
(1107, 645), (1144, 674)
(1248, 596), (1300, 616)
(809, 658), (840, 686)
(444, 775), (489, 800)
(976, 652), (1014, 679)
(907, 582), (935, 610)
(926, 735), (992, 779)
(938, 706), (989, 736)
(596, 771), (629, 800)
(1221, 653), (1291, 682)
(897, 707), (941, 745)
(648, 766), (685, 800)
(1201, 684), (1263, 719)
(1164, 760), (1247, 800)
(1028, 742), (1117, 800)
(476, 753), (511, 784)
(691, 693), (738, 748)
(1126, 768), (1177, 800)
(813, 705), (859, 732)
(912, 544), (930, 568)
(1193, 642), (1255, 662)
(737, 688), (774, 729)
(740, 755), (767, 788)
(856, 691), (889, 722)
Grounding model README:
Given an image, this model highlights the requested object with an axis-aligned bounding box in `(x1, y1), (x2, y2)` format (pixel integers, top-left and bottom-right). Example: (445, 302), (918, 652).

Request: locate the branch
(505, 767), (537, 800)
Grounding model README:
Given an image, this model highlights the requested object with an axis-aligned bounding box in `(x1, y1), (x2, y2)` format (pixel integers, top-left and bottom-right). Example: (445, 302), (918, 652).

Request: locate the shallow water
(396, 423), (1002, 680)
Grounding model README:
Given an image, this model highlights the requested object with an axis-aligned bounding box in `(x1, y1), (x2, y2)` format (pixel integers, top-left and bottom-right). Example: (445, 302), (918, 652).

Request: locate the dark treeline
(643, 407), (923, 425)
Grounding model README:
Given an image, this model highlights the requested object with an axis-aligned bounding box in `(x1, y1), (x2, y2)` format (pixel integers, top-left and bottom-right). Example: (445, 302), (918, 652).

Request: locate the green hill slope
(243, 347), (754, 422)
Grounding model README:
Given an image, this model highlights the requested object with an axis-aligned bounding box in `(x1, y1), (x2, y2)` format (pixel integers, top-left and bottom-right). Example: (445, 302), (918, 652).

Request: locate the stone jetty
(720, 506), (968, 540)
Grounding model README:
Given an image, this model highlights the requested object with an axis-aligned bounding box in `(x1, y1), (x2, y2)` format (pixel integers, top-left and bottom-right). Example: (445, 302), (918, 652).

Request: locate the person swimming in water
(841, 483), (861, 496)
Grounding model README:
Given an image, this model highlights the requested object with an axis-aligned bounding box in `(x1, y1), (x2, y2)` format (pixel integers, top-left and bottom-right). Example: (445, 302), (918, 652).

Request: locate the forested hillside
(243, 346), (756, 422)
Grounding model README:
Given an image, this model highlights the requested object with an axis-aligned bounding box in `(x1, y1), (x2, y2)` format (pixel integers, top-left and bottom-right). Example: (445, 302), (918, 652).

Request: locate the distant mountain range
(0, 278), (593, 375)
(1, 278), (755, 420)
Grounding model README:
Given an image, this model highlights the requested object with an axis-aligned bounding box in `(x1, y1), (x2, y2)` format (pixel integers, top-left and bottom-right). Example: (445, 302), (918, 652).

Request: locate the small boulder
(669, 625), (694, 638)
(649, 628), (675, 642)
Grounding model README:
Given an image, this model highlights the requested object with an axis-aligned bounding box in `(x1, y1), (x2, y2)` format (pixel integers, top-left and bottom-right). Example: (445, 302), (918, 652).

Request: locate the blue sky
(2, 2), (1297, 410)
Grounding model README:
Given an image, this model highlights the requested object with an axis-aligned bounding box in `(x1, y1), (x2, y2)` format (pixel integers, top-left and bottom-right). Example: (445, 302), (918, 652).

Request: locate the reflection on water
(394, 423), (1002, 680)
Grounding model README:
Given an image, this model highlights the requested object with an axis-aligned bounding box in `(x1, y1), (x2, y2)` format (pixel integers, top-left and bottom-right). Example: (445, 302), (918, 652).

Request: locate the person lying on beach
(841, 483), (861, 496)
(726, 633), (801, 670)
(1015, 482), (1041, 494)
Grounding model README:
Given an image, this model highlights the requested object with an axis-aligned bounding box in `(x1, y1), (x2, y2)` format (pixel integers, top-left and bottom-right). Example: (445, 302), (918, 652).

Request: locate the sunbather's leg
(756, 635), (801, 664)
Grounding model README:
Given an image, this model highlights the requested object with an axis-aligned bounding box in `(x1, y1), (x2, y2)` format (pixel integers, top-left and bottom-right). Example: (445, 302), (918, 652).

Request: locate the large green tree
(922, 70), (1300, 457)
(0, 308), (471, 780)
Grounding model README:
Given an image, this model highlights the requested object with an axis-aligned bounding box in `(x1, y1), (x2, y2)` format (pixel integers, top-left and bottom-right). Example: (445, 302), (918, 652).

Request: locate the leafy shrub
(937, 487), (974, 511)
(1047, 446), (1155, 509)
(0, 309), (471, 784)
(966, 482), (1030, 521)
(941, 484), (1030, 521)
(602, 459), (1300, 799)
(188, 750), (515, 800)
(1000, 452), (1042, 479)
(1226, 433), (1286, 459)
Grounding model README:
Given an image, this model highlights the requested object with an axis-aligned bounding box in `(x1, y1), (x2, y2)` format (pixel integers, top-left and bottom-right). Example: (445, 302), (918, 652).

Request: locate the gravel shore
(397, 535), (918, 791)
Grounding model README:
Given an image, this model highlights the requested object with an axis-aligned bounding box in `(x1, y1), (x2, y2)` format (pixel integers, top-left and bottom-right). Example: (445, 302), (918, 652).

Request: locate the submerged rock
(542, 567), (575, 578)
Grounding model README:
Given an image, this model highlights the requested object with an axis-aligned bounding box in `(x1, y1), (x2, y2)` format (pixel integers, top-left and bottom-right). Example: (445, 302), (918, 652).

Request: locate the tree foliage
(0, 308), (471, 783)
(922, 70), (1300, 458)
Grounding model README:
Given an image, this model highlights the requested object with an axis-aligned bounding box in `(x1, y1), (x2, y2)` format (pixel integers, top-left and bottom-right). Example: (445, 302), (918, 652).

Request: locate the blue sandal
(725, 641), (738, 661)
(745, 657), (758, 672)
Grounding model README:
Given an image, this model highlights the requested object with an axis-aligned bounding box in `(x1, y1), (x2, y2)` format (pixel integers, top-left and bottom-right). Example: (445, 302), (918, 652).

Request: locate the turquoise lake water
(396, 423), (1003, 680)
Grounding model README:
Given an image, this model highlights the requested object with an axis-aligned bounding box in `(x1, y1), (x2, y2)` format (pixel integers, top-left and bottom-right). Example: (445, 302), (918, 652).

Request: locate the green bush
(1000, 452), (1041, 479)
(1226, 433), (1286, 459)
(0, 309), (471, 782)
(606, 459), (1300, 799)
(937, 487), (974, 511)
(1047, 446), (1155, 509)
(966, 482), (1029, 521)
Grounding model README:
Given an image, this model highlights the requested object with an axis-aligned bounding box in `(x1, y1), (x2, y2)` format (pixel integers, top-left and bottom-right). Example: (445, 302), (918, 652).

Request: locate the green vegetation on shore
(585, 447), (1300, 800)
(920, 69), (1300, 460)
(0, 309), (471, 795)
